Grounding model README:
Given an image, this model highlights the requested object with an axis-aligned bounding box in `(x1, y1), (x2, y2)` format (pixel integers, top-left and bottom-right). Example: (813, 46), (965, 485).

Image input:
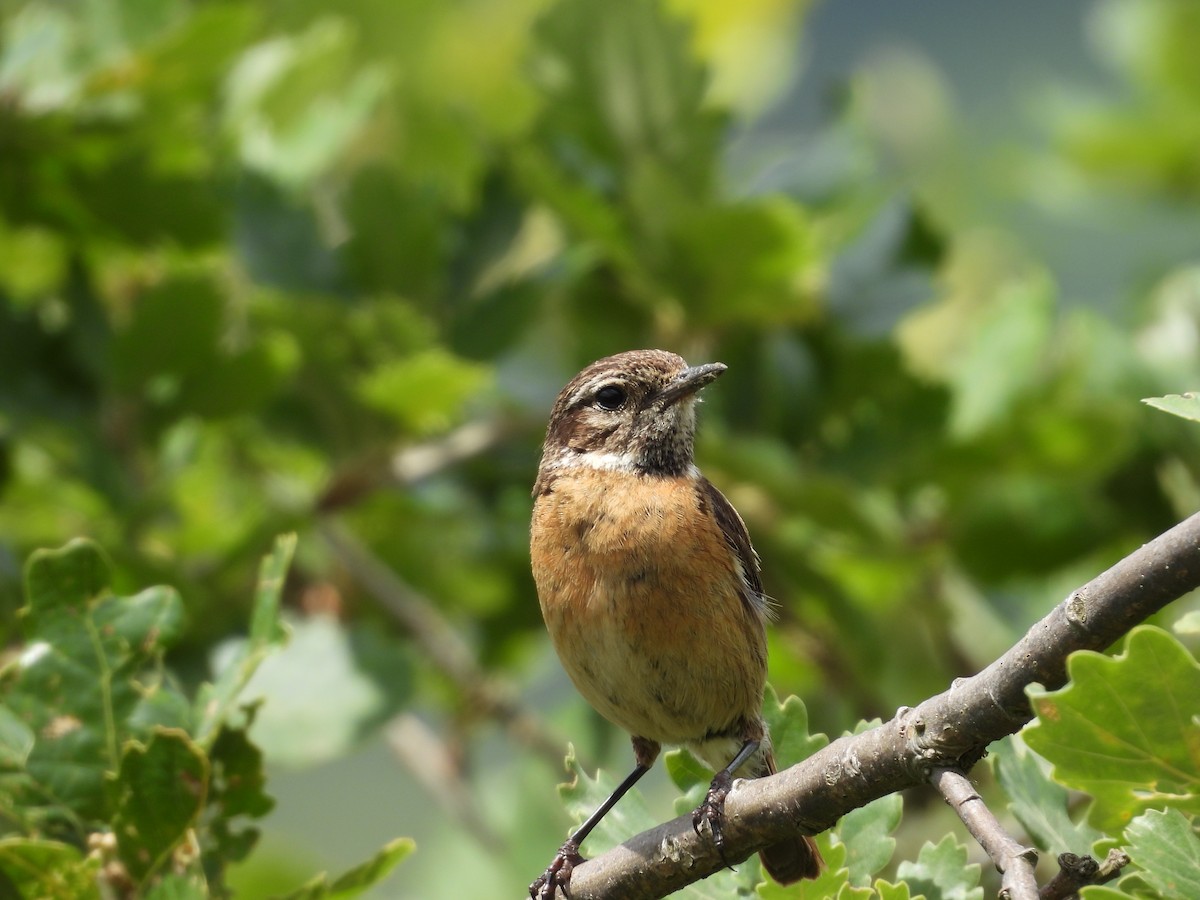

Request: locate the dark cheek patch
(568, 420), (620, 453)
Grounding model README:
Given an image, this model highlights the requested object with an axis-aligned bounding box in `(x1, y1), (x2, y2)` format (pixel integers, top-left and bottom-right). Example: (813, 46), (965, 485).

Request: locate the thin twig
(1096, 848), (1131, 882)
(1039, 852), (1097, 900)
(931, 768), (1038, 900)
(559, 512), (1200, 899)
(1038, 848), (1130, 899)
(320, 521), (567, 767)
(389, 418), (513, 484)
(317, 418), (516, 512)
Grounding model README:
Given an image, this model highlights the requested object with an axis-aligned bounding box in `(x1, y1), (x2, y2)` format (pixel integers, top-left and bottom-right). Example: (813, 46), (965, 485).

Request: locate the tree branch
(562, 512), (1200, 899)
(930, 768), (1038, 900)
(1039, 849), (1129, 900)
(317, 417), (515, 512)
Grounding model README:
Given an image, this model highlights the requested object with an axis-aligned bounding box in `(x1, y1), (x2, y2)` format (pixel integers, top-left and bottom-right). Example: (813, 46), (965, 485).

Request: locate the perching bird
(529, 349), (821, 898)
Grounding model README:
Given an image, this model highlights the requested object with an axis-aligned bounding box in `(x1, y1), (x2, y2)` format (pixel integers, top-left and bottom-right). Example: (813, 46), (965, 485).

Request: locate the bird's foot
(692, 769), (734, 855)
(529, 839), (585, 900)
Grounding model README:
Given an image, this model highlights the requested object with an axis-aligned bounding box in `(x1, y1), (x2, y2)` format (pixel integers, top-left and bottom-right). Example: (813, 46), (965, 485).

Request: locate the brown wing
(697, 476), (770, 619)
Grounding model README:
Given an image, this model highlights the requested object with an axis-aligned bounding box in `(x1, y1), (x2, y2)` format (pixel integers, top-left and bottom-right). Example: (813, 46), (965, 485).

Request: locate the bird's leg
(530, 738), (660, 900)
(692, 738), (761, 854)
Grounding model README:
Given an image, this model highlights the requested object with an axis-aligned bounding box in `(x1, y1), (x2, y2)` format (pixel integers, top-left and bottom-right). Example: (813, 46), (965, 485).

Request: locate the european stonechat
(529, 349), (821, 898)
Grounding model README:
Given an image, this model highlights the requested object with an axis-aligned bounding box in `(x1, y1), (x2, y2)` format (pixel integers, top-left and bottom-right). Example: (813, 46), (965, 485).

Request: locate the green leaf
(1142, 393), (1200, 423)
(990, 735), (1104, 854)
(764, 685), (829, 769)
(874, 879), (918, 900)
(0, 704), (34, 770)
(204, 722), (274, 872)
(1024, 626), (1200, 831)
(0, 224), (67, 304)
(194, 534), (295, 746)
(0, 837), (100, 900)
(1124, 808), (1200, 897)
(838, 793), (903, 885)
(355, 349), (491, 436)
(110, 729), (209, 884)
(23, 537), (112, 618)
(227, 17), (389, 190)
(665, 746), (713, 810)
(7, 539), (188, 823)
(894, 834), (983, 900)
(558, 745), (655, 857)
(833, 885), (876, 900)
(273, 837), (414, 899)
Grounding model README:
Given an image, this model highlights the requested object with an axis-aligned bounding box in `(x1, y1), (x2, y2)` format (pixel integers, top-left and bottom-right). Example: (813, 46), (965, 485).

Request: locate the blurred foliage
(1, 0), (1199, 896)
(0, 535), (410, 897)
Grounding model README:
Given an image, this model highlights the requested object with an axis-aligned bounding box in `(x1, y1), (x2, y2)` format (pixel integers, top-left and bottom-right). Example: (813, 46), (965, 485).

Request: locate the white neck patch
(548, 449), (699, 479)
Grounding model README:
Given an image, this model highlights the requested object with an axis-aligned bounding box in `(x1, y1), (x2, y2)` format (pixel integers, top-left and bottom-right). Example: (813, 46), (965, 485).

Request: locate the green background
(2, 0), (1199, 896)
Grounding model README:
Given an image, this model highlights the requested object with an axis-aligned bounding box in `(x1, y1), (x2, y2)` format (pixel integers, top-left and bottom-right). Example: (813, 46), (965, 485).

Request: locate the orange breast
(530, 468), (768, 745)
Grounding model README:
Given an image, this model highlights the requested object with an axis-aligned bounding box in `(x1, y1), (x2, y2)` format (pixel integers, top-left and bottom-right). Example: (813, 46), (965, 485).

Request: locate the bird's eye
(594, 385), (627, 411)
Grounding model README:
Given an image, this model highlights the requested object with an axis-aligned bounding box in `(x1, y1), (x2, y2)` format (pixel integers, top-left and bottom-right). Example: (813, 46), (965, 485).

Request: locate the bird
(528, 349), (821, 899)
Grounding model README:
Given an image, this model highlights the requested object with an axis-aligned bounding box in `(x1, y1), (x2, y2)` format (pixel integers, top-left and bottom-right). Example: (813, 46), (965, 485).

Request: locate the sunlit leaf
(356, 348), (490, 436)
(1024, 626), (1200, 831)
(1142, 393), (1200, 423)
(1124, 808), (1200, 897)
(990, 735), (1104, 854)
(194, 534), (294, 746)
(6, 539), (188, 823)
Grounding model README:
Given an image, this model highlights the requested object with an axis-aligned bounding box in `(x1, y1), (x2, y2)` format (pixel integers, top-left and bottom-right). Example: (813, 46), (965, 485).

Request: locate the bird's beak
(652, 362), (727, 408)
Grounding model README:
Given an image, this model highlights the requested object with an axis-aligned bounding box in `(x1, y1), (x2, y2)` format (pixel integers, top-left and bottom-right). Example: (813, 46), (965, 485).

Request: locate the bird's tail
(759, 833), (822, 884)
(756, 749), (823, 884)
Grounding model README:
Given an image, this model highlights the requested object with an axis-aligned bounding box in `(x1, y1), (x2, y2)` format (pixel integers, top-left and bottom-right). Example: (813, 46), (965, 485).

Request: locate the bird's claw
(529, 840), (585, 900)
(692, 769), (734, 854)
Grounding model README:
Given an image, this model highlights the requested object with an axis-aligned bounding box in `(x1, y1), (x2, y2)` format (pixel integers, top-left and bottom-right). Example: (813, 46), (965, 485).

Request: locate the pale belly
(531, 470), (768, 750)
